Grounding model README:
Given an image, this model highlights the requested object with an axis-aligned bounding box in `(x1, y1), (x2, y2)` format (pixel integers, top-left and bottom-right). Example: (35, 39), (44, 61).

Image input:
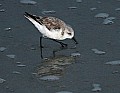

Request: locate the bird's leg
(40, 36), (43, 58)
(40, 36), (44, 48)
(50, 39), (68, 48)
(39, 37), (67, 58)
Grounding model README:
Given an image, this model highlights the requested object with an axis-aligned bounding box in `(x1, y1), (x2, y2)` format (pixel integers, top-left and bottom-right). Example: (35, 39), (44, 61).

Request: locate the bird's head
(64, 25), (78, 44)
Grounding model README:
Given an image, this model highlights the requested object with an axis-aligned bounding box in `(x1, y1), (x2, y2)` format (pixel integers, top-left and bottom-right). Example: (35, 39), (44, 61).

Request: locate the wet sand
(0, 0), (120, 93)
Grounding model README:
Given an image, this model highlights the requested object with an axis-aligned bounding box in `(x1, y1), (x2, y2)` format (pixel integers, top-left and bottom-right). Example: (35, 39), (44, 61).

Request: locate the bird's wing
(24, 12), (65, 31)
(41, 17), (65, 31)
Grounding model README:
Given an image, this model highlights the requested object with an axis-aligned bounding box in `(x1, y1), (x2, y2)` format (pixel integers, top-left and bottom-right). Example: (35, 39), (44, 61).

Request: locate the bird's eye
(68, 33), (72, 35)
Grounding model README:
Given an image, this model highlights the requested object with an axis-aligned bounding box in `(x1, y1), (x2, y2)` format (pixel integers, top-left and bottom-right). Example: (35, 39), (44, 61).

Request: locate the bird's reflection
(36, 54), (76, 80)
(32, 41), (79, 81)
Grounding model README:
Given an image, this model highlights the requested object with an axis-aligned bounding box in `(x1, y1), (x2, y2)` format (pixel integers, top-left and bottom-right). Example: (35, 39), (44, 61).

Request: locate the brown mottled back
(41, 17), (65, 31)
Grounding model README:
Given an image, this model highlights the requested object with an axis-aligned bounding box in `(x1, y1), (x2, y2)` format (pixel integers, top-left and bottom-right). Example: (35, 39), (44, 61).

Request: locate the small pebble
(91, 49), (106, 55)
(103, 20), (114, 25)
(0, 47), (6, 52)
(90, 7), (97, 11)
(30, 47), (36, 50)
(106, 41), (111, 44)
(40, 75), (60, 81)
(115, 8), (120, 11)
(95, 13), (109, 18)
(12, 71), (21, 74)
(68, 7), (77, 9)
(17, 64), (26, 67)
(43, 57), (49, 60)
(0, 78), (6, 84)
(71, 52), (81, 57)
(20, 0), (37, 5)
(16, 62), (21, 64)
(4, 28), (12, 31)
(0, 9), (5, 12)
(92, 84), (102, 92)
(105, 60), (120, 65)
(6, 55), (15, 59)
(112, 71), (119, 74)
(5, 86), (14, 92)
(103, 17), (115, 25)
(105, 17), (116, 20)
(42, 10), (56, 15)
(32, 73), (37, 75)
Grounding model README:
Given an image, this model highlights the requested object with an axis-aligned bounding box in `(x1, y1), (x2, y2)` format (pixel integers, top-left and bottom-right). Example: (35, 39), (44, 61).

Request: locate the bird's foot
(60, 43), (68, 49)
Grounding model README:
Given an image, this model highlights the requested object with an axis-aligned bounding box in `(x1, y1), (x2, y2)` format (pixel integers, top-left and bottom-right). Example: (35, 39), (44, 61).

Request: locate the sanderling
(24, 12), (78, 58)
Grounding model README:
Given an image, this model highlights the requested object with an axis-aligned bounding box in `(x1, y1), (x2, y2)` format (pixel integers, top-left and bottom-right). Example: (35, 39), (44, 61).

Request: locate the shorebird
(24, 12), (78, 58)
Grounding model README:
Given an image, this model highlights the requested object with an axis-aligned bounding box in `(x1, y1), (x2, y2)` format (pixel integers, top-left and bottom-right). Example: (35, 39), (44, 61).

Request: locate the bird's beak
(72, 37), (78, 44)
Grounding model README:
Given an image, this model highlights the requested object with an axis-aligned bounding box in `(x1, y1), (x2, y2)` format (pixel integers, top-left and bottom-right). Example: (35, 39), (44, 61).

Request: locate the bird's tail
(24, 12), (36, 19)
(24, 12), (42, 25)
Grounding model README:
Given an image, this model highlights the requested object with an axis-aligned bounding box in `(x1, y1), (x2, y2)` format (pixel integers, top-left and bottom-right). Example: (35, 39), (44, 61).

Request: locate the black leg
(39, 37), (68, 58)
(40, 36), (43, 48)
(50, 39), (68, 48)
(40, 36), (43, 58)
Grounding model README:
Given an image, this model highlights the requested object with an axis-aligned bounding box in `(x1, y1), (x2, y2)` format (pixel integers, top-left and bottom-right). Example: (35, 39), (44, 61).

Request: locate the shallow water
(0, 0), (120, 93)
(36, 55), (77, 81)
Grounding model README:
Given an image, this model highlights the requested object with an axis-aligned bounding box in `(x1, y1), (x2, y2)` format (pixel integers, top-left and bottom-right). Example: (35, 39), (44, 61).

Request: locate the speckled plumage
(24, 12), (75, 40)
